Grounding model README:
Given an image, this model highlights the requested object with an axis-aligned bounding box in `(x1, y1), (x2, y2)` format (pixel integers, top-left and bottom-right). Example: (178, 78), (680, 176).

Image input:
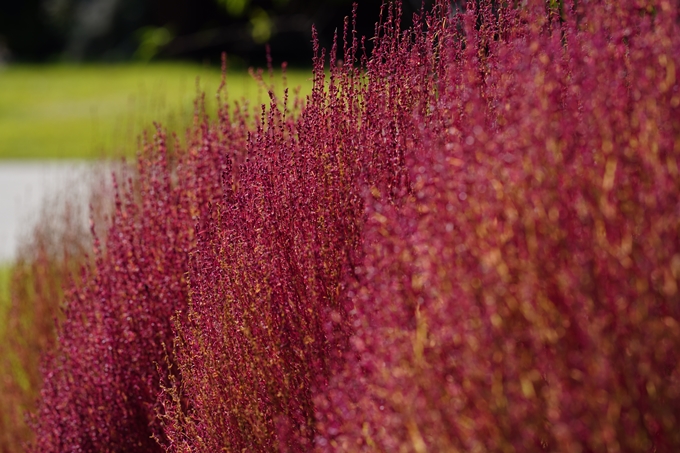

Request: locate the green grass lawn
(0, 63), (313, 159)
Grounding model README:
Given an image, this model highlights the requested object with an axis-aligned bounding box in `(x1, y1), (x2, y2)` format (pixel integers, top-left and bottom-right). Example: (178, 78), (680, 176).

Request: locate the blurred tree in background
(0, 0), (435, 66)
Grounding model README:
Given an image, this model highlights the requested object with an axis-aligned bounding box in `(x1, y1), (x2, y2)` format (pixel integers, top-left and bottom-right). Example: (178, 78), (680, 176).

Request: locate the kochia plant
(157, 16), (422, 451)
(0, 166), (112, 453)
(316, 1), (680, 452)
(29, 0), (680, 452)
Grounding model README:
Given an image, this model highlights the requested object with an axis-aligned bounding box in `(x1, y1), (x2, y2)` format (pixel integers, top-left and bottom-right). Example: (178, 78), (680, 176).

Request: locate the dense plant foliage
(318, 1), (680, 450)
(0, 167), (112, 453)
(21, 0), (680, 452)
(0, 230), (77, 453)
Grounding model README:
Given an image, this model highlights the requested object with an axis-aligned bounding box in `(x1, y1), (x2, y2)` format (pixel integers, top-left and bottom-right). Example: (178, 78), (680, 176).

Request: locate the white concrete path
(0, 161), (95, 263)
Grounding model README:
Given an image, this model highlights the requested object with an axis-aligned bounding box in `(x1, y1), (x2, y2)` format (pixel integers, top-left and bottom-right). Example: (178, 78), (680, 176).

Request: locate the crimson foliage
(318, 1), (680, 452)
(31, 1), (680, 452)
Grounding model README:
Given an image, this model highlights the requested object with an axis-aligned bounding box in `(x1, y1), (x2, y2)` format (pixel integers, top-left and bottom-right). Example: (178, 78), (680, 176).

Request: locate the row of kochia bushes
(1, 0), (680, 451)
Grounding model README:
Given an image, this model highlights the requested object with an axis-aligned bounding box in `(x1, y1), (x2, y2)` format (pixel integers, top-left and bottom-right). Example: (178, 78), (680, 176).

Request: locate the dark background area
(0, 0), (436, 67)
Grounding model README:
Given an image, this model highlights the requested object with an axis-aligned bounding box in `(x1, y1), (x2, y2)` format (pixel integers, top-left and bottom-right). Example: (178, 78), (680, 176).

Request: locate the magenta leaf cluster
(31, 1), (680, 452)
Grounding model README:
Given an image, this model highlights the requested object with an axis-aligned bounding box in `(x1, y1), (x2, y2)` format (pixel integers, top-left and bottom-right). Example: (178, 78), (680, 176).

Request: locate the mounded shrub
(316, 1), (680, 452)
(0, 166), (112, 453)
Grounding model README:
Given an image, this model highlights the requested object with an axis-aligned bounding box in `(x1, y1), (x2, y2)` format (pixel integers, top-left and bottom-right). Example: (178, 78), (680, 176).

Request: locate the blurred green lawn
(0, 63), (312, 159)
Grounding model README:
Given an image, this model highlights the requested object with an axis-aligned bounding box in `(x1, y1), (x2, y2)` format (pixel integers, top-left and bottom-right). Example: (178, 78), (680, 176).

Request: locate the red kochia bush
(317, 1), (680, 452)
(31, 10), (417, 451)
(31, 0), (680, 452)
(158, 16), (424, 451)
(30, 141), (205, 451)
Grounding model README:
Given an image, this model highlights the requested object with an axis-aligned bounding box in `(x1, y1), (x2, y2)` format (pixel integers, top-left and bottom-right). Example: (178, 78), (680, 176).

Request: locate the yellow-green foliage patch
(0, 264), (10, 335)
(0, 63), (312, 159)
